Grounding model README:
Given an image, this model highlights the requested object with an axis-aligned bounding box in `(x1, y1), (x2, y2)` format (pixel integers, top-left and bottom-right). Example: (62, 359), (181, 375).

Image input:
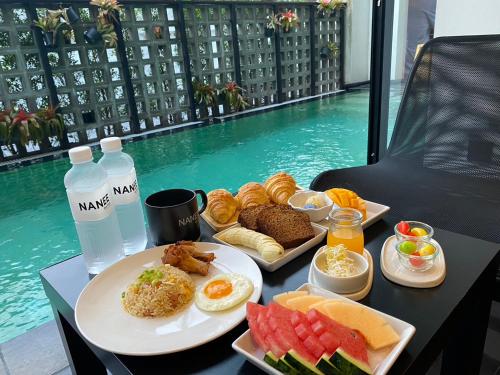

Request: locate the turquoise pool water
(0, 89), (396, 343)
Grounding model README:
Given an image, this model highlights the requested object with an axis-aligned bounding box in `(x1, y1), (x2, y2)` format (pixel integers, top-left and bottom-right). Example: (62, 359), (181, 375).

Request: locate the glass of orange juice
(327, 208), (364, 254)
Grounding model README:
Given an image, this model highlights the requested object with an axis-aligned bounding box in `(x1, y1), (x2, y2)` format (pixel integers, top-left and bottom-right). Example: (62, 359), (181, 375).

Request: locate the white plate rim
(74, 242), (263, 356)
(213, 223), (327, 272)
(232, 283), (416, 375)
(380, 235), (446, 288)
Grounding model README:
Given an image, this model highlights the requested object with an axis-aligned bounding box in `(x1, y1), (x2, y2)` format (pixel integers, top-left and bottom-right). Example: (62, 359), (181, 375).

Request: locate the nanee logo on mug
(145, 189), (207, 246)
(179, 212), (199, 227)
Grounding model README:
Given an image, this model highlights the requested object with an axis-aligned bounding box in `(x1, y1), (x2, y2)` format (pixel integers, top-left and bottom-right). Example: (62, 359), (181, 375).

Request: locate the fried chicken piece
(176, 241), (216, 263)
(161, 242), (213, 276)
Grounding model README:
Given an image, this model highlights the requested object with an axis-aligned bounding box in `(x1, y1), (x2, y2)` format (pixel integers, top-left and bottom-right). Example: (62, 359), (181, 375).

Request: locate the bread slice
(257, 206), (315, 248)
(238, 204), (274, 231)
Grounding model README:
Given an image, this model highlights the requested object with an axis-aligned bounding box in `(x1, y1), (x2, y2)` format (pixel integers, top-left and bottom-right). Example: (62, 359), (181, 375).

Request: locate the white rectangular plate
(213, 223), (327, 272)
(232, 283), (416, 375)
(316, 200), (390, 230)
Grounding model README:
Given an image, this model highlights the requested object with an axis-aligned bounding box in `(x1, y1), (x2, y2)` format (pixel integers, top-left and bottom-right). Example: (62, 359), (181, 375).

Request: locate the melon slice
(321, 301), (400, 350)
(285, 295), (327, 313)
(307, 299), (331, 315)
(273, 291), (309, 306)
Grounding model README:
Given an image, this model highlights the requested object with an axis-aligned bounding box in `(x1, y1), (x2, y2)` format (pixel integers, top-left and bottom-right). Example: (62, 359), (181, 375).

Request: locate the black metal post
(177, 3), (197, 121)
(273, 4), (283, 103)
(309, 5), (316, 96)
(27, 4), (69, 151)
(367, 0), (394, 164)
(229, 4), (242, 86)
(113, 13), (141, 134)
(338, 8), (345, 89)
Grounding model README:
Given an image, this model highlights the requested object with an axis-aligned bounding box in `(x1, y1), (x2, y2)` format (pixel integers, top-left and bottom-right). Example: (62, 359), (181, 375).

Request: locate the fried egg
(195, 273), (254, 312)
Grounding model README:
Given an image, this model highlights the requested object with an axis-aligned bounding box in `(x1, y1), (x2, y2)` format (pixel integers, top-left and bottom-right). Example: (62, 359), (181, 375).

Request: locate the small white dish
(75, 242), (263, 356)
(213, 223), (327, 272)
(380, 235), (446, 288)
(308, 248), (374, 301)
(288, 190), (334, 222)
(232, 283), (416, 375)
(316, 199), (390, 229)
(311, 245), (369, 294)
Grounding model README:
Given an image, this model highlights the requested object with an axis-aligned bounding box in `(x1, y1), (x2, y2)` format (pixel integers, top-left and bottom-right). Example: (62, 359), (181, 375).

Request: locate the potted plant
(193, 79), (217, 119)
(280, 10), (299, 33)
(317, 0), (347, 17)
(0, 109), (44, 148)
(220, 82), (248, 113)
(85, 0), (121, 47)
(320, 42), (339, 59)
(37, 106), (65, 139)
(265, 13), (281, 37)
(33, 13), (66, 47)
(65, 7), (81, 24)
(153, 26), (163, 39)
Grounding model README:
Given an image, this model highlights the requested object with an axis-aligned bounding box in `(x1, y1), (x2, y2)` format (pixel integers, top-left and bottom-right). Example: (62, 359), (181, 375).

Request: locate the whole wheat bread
(257, 206), (314, 249)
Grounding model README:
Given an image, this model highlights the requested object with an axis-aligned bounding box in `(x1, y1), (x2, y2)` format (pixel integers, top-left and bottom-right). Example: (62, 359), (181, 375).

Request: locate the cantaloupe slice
(285, 295), (327, 313)
(307, 299), (331, 315)
(273, 291), (309, 306)
(321, 301), (400, 350)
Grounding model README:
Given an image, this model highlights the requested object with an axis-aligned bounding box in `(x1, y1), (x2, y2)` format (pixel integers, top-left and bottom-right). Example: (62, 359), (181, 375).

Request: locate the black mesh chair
(310, 35), (500, 299)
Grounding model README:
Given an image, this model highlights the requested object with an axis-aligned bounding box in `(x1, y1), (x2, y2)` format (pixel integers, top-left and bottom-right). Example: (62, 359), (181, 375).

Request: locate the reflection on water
(0, 91), (370, 343)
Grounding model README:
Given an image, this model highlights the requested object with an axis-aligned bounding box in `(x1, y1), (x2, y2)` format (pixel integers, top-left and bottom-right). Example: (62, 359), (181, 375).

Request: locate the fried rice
(122, 264), (195, 317)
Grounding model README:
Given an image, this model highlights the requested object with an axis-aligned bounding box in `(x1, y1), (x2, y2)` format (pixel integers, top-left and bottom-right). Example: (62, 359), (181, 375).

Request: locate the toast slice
(257, 206), (314, 249)
(238, 204), (275, 231)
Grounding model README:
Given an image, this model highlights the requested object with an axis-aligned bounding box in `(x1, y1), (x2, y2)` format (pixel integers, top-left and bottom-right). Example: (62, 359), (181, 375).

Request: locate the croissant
(264, 172), (297, 205)
(236, 182), (270, 209)
(218, 227), (284, 262)
(207, 189), (239, 224)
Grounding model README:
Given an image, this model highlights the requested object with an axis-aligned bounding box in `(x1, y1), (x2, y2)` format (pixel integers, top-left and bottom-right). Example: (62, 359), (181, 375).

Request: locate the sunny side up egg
(195, 273), (254, 312)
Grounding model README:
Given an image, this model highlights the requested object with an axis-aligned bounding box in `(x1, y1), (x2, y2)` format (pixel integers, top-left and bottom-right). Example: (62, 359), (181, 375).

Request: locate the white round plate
(75, 242), (263, 356)
(308, 249), (373, 301)
(380, 235), (446, 288)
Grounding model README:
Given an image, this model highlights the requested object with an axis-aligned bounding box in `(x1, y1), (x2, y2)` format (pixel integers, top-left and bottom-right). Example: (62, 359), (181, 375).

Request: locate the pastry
(264, 172), (297, 205)
(207, 189), (239, 224)
(236, 182), (270, 209)
(325, 188), (367, 220)
(218, 227), (284, 262)
(257, 206), (315, 248)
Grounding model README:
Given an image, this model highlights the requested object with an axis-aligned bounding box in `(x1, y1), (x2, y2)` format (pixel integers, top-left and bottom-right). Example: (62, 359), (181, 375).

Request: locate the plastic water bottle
(98, 137), (147, 255)
(64, 146), (124, 274)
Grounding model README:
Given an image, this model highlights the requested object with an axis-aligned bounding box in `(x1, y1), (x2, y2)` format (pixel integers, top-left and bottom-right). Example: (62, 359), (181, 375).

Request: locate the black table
(40, 216), (499, 375)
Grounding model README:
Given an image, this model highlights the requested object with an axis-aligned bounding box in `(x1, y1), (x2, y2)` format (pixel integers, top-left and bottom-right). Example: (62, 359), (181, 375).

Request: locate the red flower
(225, 81), (238, 92)
(12, 110), (33, 125)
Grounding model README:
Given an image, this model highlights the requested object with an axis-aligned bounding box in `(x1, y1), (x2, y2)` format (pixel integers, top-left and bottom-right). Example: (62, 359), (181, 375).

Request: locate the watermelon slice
(290, 310), (308, 327)
(267, 303), (294, 320)
(274, 328), (317, 364)
(248, 319), (269, 353)
(318, 331), (341, 354)
(303, 334), (326, 361)
(247, 302), (267, 322)
(295, 322), (314, 341)
(266, 333), (287, 358)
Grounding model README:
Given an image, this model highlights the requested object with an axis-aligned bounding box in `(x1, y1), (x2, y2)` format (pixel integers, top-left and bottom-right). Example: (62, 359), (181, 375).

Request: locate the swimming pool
(0, 89), (397, 343)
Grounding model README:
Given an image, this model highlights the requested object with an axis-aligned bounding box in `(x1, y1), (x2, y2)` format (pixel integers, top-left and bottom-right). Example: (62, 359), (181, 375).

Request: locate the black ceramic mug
(145, 189), (207, 245)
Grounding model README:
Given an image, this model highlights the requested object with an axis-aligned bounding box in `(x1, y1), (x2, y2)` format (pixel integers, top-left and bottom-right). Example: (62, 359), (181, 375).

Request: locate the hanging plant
(85, 0), (121, 47)
(33, 12), (67, 47)
(265, 13), (281, 37)
(320, 41), (340, 59)
(193, 79), (217, 119)
(36, 106), (65, 139)
(317, 0), (347, 17)
(220, 82), (248, 113)
(0, 109), (44, 148)
(280, 10), (299, 33)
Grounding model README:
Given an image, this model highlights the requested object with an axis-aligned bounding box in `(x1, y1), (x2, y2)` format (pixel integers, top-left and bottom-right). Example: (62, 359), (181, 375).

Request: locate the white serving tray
(380, 235), (446, 288)
(232, 283), (416, 375)
(316, 200), (391, 230)
(213, 223), (327, 272)
(308, 248), (373, 301)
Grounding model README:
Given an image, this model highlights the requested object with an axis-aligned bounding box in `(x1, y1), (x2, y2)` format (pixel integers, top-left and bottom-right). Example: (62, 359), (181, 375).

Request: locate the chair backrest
(388, 35), (500, 181)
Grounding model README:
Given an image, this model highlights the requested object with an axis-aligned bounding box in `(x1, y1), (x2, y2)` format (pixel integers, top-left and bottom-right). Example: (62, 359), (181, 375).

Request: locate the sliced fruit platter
(233, 284), (415, 375)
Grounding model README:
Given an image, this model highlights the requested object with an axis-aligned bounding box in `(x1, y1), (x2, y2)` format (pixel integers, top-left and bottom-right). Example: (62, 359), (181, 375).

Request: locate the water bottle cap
(100, 137), (122, 153)
(69, 146), (92, 164)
